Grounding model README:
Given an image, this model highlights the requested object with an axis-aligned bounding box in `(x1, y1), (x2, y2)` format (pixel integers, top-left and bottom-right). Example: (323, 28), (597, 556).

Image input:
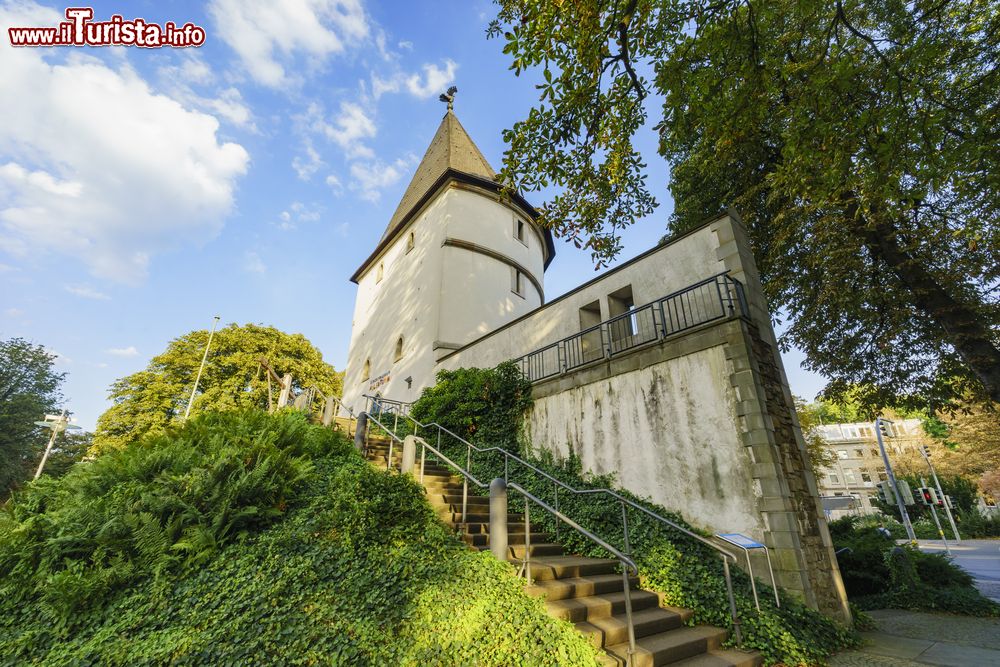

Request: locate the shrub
(0, 410), (601, 666)
(827, 515), (1000, 616)
(409, 361), (532, 453)
(409, 367), (861, 666)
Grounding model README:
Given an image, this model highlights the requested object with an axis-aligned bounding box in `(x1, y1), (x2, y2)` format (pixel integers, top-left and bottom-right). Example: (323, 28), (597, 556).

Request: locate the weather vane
(438, 85), (458, 111)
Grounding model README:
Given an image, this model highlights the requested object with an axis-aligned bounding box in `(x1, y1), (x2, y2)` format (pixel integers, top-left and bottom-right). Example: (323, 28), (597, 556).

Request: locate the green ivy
(0, 410), (602, 666)
(409, 366), (861, 666)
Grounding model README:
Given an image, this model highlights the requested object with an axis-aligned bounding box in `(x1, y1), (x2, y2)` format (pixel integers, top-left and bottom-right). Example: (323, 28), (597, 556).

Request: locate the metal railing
(361, 408), (744, 648)
(515, 272), (748, 382)
(361, 411), (641, 663)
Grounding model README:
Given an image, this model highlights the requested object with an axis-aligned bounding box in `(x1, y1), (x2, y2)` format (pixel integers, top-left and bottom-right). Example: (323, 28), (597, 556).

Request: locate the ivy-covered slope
(0, 410), (601, 666)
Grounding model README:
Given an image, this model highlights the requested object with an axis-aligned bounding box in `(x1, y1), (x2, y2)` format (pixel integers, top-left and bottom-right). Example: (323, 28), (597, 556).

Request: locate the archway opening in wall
(394, 336), (404, 362)
(406, 232), (415, 253)
(362, 359), (371, 382)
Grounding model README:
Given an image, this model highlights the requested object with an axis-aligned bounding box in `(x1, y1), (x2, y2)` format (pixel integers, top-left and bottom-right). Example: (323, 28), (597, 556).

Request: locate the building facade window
(406, 232), (415, 253)
(376, 262), (384, 283)
(837, 449), (849, 459)
(511, 268), (524, 297)
(361, 359), (371, 382)
(854, 448), (865, 458)
(394, 336), (404, 361)
(514, 218), (526, 246)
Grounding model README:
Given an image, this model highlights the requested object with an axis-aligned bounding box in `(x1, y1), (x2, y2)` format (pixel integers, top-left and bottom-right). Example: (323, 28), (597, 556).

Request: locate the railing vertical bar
(523, 498), (532, 585)
(554, 483), (560, 541)
(622, 567), (636, 666)
(723, 559), (742, 647)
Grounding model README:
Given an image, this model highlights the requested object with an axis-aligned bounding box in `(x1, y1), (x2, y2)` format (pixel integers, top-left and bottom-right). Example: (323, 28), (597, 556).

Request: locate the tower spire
(438, 85), (458, 112)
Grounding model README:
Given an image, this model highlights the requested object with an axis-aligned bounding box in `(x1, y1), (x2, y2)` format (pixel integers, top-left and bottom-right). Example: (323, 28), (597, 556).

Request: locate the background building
(814, 418), (924, 519)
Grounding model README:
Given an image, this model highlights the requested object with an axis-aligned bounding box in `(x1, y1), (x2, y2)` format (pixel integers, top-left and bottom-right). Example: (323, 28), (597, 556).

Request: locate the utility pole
(875, 417), (917, 543)
(33, 410), (81, 480)
(919, 444), (961, 542)
(184, 315), (220, 420)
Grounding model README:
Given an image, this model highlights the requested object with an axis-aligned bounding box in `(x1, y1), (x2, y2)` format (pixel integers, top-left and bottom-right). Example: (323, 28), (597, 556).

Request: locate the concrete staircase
(365, 438), (761, 667)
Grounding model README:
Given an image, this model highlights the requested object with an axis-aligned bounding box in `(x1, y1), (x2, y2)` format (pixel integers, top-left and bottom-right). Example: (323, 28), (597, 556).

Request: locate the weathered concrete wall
(525, 344), (764, 538)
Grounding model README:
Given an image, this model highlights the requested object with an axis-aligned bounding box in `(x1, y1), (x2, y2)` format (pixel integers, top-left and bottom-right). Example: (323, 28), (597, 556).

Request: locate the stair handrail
(364, 415), (641, 663)
(363, 404), (744, 646)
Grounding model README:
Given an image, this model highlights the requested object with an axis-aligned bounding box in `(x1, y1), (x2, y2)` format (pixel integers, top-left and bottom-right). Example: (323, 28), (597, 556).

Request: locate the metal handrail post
(622, 567), (637, 666)
(420, 442), (426, 484)
(764, 548), (780, 607)
(386, 437), (394, 472)
(553, 483), (560, 541)
(723, 559), (742, 647)
(523, 498), (532, 585)
(462, 446), (470, 524)
(621, 500), (631, 556)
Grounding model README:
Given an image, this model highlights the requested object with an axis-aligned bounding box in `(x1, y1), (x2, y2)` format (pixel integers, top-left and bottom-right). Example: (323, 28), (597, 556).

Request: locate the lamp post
(184, 316), (220, 420)
(33, 410), (81, 480)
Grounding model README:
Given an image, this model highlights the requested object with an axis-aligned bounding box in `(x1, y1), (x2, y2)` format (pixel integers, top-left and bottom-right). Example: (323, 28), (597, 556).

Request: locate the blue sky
(0, 0), (826, 430)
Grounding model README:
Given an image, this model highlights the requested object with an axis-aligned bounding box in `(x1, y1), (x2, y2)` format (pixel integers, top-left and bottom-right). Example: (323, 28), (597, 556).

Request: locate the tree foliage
(490, 0), (1000, 410)
(0, 338), (65, 498)
(93, 324), (342, 453)
(795, 396), (838, 482)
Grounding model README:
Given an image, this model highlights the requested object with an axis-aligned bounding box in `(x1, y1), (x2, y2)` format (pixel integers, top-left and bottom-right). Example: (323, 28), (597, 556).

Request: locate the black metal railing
(513, 273), (748, 382)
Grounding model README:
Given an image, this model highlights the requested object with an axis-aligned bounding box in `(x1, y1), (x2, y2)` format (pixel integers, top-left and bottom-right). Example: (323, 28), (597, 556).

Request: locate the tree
(795, 396), (837, 482)
(39, 430), (92, 479)
(0, 338), (65, 497)
(490, 0), (1000, 410)
(93, 324), (343, 453)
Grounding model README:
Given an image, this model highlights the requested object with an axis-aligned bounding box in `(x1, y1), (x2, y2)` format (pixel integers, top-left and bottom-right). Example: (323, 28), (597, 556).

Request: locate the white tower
(341, 105), (554, 413)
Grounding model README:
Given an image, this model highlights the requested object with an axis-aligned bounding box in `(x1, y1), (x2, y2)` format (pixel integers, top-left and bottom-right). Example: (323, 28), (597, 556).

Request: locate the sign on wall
(369, 372), (390, 392)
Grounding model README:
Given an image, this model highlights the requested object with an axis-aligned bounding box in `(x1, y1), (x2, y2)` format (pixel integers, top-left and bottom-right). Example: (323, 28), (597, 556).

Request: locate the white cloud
(325, 173), (343, 194)
(65, 284), (110, 300)
(157, 54), (256, 130)
(275, 201), (322, 231)
(50, 349), (72, 366)
(371, 59), (458, 100)
(243, 250), (267, 273)
(106, 345), (138, 357)
(4, 307), (23, 318)
(324, 101), (376, 158)
(208, 0), (369, 87)
(405, 60), (458, 98)
(292, 141), (324, 180)
(0, 8), (250, 284)
(349, 155), (415, 202)
(335, 221), (350, 237)
(0, 262), (15, 272)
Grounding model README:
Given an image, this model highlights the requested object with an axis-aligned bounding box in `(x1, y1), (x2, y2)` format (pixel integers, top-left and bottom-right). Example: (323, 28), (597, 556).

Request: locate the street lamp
(184, 315), (221, 420)
(33, 410), (82, 480)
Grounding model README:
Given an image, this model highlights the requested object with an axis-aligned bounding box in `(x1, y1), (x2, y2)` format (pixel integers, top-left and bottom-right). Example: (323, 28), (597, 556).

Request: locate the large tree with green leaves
(93, 324), (342, 453)
(490, 0), (1000, 410)
(0, 338), (65, 497)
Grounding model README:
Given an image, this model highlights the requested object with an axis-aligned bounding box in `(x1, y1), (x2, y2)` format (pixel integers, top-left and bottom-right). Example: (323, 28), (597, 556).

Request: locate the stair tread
(527, 573), (638, 600)
(603, 626), (727, 665)
(576, 606), (687, 644)
(668, 649), (762, 667)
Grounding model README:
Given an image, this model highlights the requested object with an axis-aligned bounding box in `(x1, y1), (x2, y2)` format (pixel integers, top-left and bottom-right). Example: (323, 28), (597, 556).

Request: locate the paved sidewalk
(830, 609), (1000, 666)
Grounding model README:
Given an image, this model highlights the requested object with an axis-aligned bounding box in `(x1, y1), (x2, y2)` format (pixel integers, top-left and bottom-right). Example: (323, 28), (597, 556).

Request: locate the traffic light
(896, 480), (915, 506)
(918, 487), (938, 506)
(921, 444), (931, 459)
(944, 495), (954, 510)
(876, 481), (896, 504)
(877, 418), (894, 438)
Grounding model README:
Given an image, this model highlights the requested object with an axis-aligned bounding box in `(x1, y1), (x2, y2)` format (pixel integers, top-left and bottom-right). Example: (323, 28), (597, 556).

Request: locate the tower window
(406, 232), (415, 253)
(511, 268), (525, 298)
(376, 262), (384, 283)
(361, 359), (371, 382)
(514, 218), (527, 246)
(394, 336), (404, 361)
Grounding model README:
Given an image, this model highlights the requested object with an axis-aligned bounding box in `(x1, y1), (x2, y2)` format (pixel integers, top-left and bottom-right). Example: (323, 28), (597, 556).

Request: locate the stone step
(544, 590), (661, 623)
(576, 606), (689, 649)
(526, 573), (642, 602)
(463, 532), (552, 547)
(669, 649), (762, 667)
(434, 494), (490, 507)
(600, 626), (727, 667)
(524, 555), (621, 581)
(436, 511), (523, 524)
(463, 521), (538, 535)
(506, 542), (565, 558)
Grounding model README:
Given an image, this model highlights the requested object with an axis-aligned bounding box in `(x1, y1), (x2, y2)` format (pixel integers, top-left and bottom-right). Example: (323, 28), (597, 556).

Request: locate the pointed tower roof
(350, 109), (555, 284)
(379, 111), (496, 244)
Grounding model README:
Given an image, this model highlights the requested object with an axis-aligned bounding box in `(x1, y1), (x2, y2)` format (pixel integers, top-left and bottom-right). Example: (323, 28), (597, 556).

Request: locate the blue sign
(716, 533), (765, 550)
